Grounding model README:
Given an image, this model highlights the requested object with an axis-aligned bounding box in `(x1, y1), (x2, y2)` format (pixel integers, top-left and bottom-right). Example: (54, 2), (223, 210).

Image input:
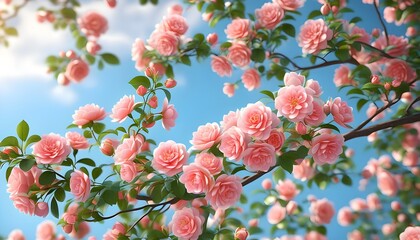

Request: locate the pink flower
(333, 65), (355, 87)
(100, 138), (119, 156)
(337, 207), (354, 226)
(131, 38), (150, 71)
(103, 222), (126, 240)
(225, 18), (251, 39)
(372, 35), (409, 57)
(403, 151), (418, 167)
(347, 230), (364, 240)
(167, 4), (183, 15)
(255, 2), (284, 30)
(206, 174), (242, 210)
(241, 68), (261, 91)
(220, 110), (239, 130)
(274, 0), (305, 11)
(78, 12), (108, 37)
(66, 131), (89, 149)
(304, 100), (326, 127)
(190, 123), (222, 151)
(149, 31), (179, 56)
(267, 202), (286, 224)
(329, 97), (353, 128)
(211, 55), (232, 77)
(86, 41), (101, 55)
(235, 227), (249, 240)
(366, 193), (381, 210)
(110, 95), (135, 123)
(309, 133), (344, 165)
(366, 103), (385, 121)
(223, 83), (236, 97)
(219, 126), (250, 160)
(70, 170), (91, 202)
(382, 223), (396, 235)
(276, 179), (300, 201)
(35, 202), (49, 217)
(161, 14), (188, 36)
(298, 19), (332, 55)
(32, 133), (71, 165)
(114, 135), (143, 165)
(206, 33), (218, 46)
(106, 0), (117, 8)
(293, 158), (315, 181)
(237, 101), (274, 140)
(310, 198), (335, 224)
(10, 195), (35, 215)
(284, 72), (305, 86)
(70, 221), (90, 239)
(305, 80), (323, 97)
(65, 59), (89, 83)
(275, 85), (314, 122)
(152, 140), (188, 176)
(8, 229), (25, 240)
(264, 128), (285, 151)
(170, 207), (204, 240)
(227, 43), (251, 68)
(180, 163), (215, 194)
(304, 231), (326, 240)
(262, 179), (272, 190)
(377, 170), (398, 196)
(383, 59), (417, 86)
(36, 220), (56, 240)
(243, 142), (276, 172)
(161, 98), (178, 130)
(72, 103), (106, 127)
(194, 152), (223, 175)
(7, 167), (33, 195)
(400, 226), (420, 240)
(120, 161), (137, 182)
(349, 198), (368, 211)
(62, 204), (79, 225)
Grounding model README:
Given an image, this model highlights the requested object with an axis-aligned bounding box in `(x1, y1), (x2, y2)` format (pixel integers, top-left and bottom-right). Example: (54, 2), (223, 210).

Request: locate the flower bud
(371, 75), (380, 84)
(406, 26), (416, 37)
(63, 224), (73, 234)
(295, 122), (307, 135)
(391, 201), (401, 211)
(321, 4), (330, 15)
(86, 41), (101, 55)
(35, 202), (49, 217)
(147, 95), (158, 109)
(66, 50), (76, 59)
(57, 73), (70, 86)
(261, 179), (272, 190)
(234, 227), (248, 240)
(206, 33), (218, 46)
(136, 85), (148, 96)
(223, 83), (235, 98)
(106, 0), (117, 8)
(100, 138), (119, 156)
(384, 82), (391, 90)
(164, 78), (177, 88)
(372, 28), (380, 38)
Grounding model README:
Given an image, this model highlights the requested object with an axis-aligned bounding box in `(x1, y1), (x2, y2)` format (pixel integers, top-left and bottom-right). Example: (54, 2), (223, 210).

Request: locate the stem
(373, 0), (389, 45)
(270, 53), (359, 71)
(405, 96), (420, 115)
(3, 0), (30, 21)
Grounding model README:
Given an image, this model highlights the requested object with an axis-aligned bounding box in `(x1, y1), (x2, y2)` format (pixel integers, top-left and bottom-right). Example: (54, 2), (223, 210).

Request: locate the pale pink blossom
(255, 2), (284, 30)
(106, 0), (117, 8)
(309, 133), (344, 165)
(350, 25), (371, 44)
(400, 226), (420, 240)
(36, 220), (56, 240)
(152, 140), (188, 176)
(114, 135), (143, 165)
(70, 170), (91, 202)
(102, 222), (126, 240)
(293, 158), (315, 181)
(366, 103), (385, 122)
(284, 72), (305, 86)
(167, 4), (183, 15)
(202, 12), (213, 22)
(180, 163), (215, 194)
(235, 227), (249, 240)
(100, 138), (119, 156)
(194, 152), (223, 175)
(286, 201), (298, 215)
(78, 12), (108, 37)
(220, 110), (239, 130)
(62, 204), (79, 225)
(383, 59), (417, 87)
(110, 95), (135, 123)
(190, 123), (222, 151)
(366, 193), (381, 210)
(298, 19), (332, 55)
(350, 198), (368, 211)
(70, 221), (90, 239)
(72, 103), (106, 127)
(382, 223), (396, 235)
(264, 128), (285, 151)
(337, 207), (354, 226)
(329, 97), (353, 128)
(262, 179), (272, 190)
(383, 7), (405, 25)
(275, 85), (314, 122)
(310, 198), (335, 224)
(403, 151), (418, 167)
(391, 201), (402, 211)
(406, 26), (417, 37)
(223, 83), (235, 97)
(161, 98), (178, 130)
(86, 41), (101, 55)
(170, 207), (204, 240)
(237, 102), (274, 140)
(32, 133), (71, 165)
(305, 79), (323, 97)
(120, 161), (137, 182)
(219, 126), (249, 160)
(372, 35), (409, 57)
(8, 229), (25, 240)
(66, 131), (89, 149)
(161, 14), (188, 36)
(34, 202), (49, 217)
(243, 142), (276, 172)
(65, 59), (89, 83)
(225, 18), (251, 39)
(7, 167), (33, 195)
(333, 65), (355, 87)
(304, 100), (326, 127)
(347, 230), (364, 240)
(206, 33), (218, 46)
(274, 0), (305, 11)
(206, 174), (242, 209)
(211, 56), (232, 77)
(148, 31), (179, 56)
(241, 68), (261, 91)
(304, 231), (326, 240)
(267, 202), (286, 224)
(131, 38), (150, 71)
(227, 43), (251, 68)
(377, 170), (398, 196)
(295, 122), (306, 135)
(10, 195), (35, 215)
(276, 179), (300, 200)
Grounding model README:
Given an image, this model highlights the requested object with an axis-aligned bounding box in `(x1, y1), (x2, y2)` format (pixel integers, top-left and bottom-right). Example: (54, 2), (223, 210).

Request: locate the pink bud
(406, 26), (416, 37)
(397, 213), (406, 222)
(401, 92), (413, 103)
(36, 11), (47, 23)
(59, 51), (66, 58)
(86, 41), (101, 55)
(46, 12), (55, 23)
(234, 227), (249, 240)
(34, 202), (49, 217)
(261, 179), (272, 190)
(57, 73), (70, 86)
(248, 219), (258, 227)
(367, 132), (377, 142)
(345, 148), (354, 158)
(66, 50), (76, 59)
(202, 12), (213, 22)
(206, 33), (218, 46)
(164, 78), (177, 88)
(100, 138), (119, 156)
(372, 28), (380, 38)
(148, 95), (158, 108)
(63, 224), (73, 234)
(286, 201), (298, 215)
(384, 82), (391, 90)
(332, 176), (339, 183)
(148, 62), (165, 78)
(223, 83), (235, 97)
(320, 4), (331, 15)
(2, 146), (19, 155)
(136, 85), (148, 96)
(361, 168), (373, 179)
(295, 122), (307, 135)
(106, 0), (117, 8)
(331, 6), (338, 15)
(371, 75), (380, 84)
(391, 201), (401, 211)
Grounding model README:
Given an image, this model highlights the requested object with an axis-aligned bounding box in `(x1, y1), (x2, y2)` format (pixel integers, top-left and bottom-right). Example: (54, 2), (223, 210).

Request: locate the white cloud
(50, 85), (77, 105)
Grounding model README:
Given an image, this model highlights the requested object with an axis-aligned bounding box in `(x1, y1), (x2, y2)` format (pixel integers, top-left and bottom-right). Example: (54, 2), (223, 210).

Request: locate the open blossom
(337, 207), (354, 226)
(72, 103), (106, 127)
(211, 56), (232, 77)
(243, 142), (276, 172)
(10, 195), (35, 215)
(241, 68), (261, 91)
(372, 35), (409, 57)
(65, 132), (89, 149)
(310, 198), (335, 224)
(255, 2), (284, 30)
(225, 18), (251, 39)
(227, 43), (251, 68)
(298, 19), (332, 55)
(78, 12), (108, 37)
(309, 133), (344, 165)
(65, 59), (89, 83)
(114, 135), (143, 165)
(284, 72), (305, 86)
(366, 193), (381, 210)
(275, 85), (314, 122)
(305, 231), (326, 240)
(305, 79), (322, 97)
(265, 128), (285, 151)
(162, 98), (178, 130)
(267, 202), (286, 224)
(274, 0), (305, 11)
(219, 126), (250, 160)
(8, 229), (25, 240)
(170, 207), (204, 240)
(149, 31), (179, 56)
(276, 179), (300, 201)
(304, 100), (326, 127)
(180, 163), (215, 194)
(152, 140), (188, 176)
(377, 170), (398, 196)
(131, 38), (150, 71)
(190, 123), (222, 150)
(347, 230), (364, 240)
(32, 133), (71, 165)
(333, 65), (355, 87)
(36, 220), (56, 240)
(7, 167), (33, 195)
(110, 95), (135, 123)
(383, 59), (417, 86)
(206, 174), (242, 210)
(220, 110), (239, 130)
(161, 14), (188, 36)
(223, 83), (235, 97)
(70, 170), (91, 202)
(237, 102), (275, 140)
(62, 204), (79, 226)
(293, 158), (315, 181)
(70, 221), (90, 239)
(120, 161), (137, 182)
(194, 152), (223, 175)
(350, 198), (368, 211)
(329, 97), (353, 128)
(400, 226), (420, 240)
(103, 222), (126, 240)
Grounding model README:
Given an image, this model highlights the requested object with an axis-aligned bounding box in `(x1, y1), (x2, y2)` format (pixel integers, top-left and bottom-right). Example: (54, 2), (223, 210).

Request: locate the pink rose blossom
(103, 222), (126, 240)
(377, 170), (398, 196)
(237, 102), (274, 140)
(114, 135), (143, 165)
(70, 221), (90, 239)
(180, 163), (215, 194)
(309, 133), (344, 165)
(350, 25), (371, 44)
(190, 123), (222, 151)
(194, 152), (222, 175)
(274, 0), (305, 11)
(220, 110), (239, 130)
(382, 223), (396, 235)
(383, 59), (417, 86)
(276, 179), (300, 200)
(8, 229), (25, 240)
(255, 2), (284, 30)
(63, 204), (79, 225)
(241, 68), (261, 91)
(72, 103), (106, 127)
(227, 43), (251, 68)
(110, 95), (135, 123)
(305, 231), (326, 240)
(243, 142), (276, 172)
(65, 59), (89, 83)
(120, 161), (137, 182)
(284, 72), (305, 86)
(310, 198), (335, 224)
(100, 138), (119, 156)
(7, 167), (33, 195)
(366, 103), (385, 122)
(32, 133), (71, 165)
(305, 79), (323, 97)
(167, 4), (183, 15)
(78, 12), (108, 37)
(219, 126), (250, 160)
(161, 14), (188, 36)
(264, 128), (285, 151)
(161, 98), (178, 130)
(131, 38), (150, 71)
(262, 178), (272, 190)
(348, 230), (364, 240)
(403, 151), (418, 167)
(372, 35), (409, 57)
(36, 220), (56, 240)
(35, 202), (49, 217)
(267, 202), (286, 224)
(391, 201), (402, 211)
(86, 41), (101, 55)
(225, 18), (251, 39)
(286, 201), (298, 215)
(10, 195), (35, 215)
(206, 174), (242, 210)
(275, 85), (314, 122)
(206, 33), (218, 46)
(329, 97), (353, 128)
(152, 140), (188, 176)
(149, 31), (179, 56)
(350, 198), (368, 211)
(304, 100), (326, 127)
(337, 207), (354, 226)
(406, 26), (416, 37)
(293, 158), (315, 181)
(170, 207), (204, 240)
(211, 56), (232, 77)
(223, 83), (236, 97)
(70, 170), (91, 202)
(65, 131), (89, 149)
(235, 227), (249, 240)
(366, 193), (381, 211)
(333, 65), (355, 87)
(400, 226), (420, 240)
(298, 19), (332, 55)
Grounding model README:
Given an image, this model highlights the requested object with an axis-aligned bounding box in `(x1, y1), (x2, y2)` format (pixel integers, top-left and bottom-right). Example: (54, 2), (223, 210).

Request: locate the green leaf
(0, 136), (19, 147)
(341, 174), (352, 186)
(260, 90), (275, 100)
(25, 135), (41, 147)
(161, 88), (171, 102)
(335, 49), (350, 61)
(102, 189), (118, 205)
(318, 123), (340, 132)
(129, 76), (151, 90)
(54, 188), (66, 202)
(61, 8), (76, 19)
(356, 99), (368, 111)
(39, 171), (56, 185)
(5, 27), (18, 36)
(308, 10), (322, 19)
(101, 53), (120, 65)
(51, 197), (59, 218)
(98, 60), (104, 70)
(77, 158), (96, 167)
(282, 23), (295, 37)
(180, 55), (191, 66)
(92, 167), (103, 180)
(76, 36), (87, 49)
(19, 159), (36, 172)
(273, 167), (285, 182)
(171, 180), (186, 199)
(16, 120), (29, 141)
(349, 17), (362, 24)
(251, 48), (265, 63)
(85, 54), (95, 65)
(165, 64), (174, 79)
(93, 122), (105, 134)
(139, 0), (147, 4)
(346, 88), (364, 95)
(278, 147), (309, 173)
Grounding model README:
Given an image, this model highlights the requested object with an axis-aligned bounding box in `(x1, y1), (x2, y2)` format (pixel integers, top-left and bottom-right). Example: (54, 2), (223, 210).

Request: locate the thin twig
(3, 0), (30, 21)
(373, 0), (389, 45)
(405, 96), (420, 115)
(353, 98), (400, 131)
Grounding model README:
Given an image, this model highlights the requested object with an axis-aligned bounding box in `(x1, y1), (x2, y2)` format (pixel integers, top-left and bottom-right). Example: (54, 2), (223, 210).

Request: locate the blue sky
(0, 0), (408, 239)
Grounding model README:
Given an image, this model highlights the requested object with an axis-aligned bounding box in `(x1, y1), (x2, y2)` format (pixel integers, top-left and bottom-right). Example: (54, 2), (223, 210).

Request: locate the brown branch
(373, 0), (389, 45)
(270, 53), (359, 71)
(353, 98), (400, 131)
(3, 0), (30, 21)
(405, 96), (420, 115)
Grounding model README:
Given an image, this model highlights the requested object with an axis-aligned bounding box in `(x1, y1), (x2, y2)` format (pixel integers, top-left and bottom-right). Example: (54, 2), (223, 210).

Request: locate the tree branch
(3, 0), (30, 21)
(353, 98), (400, 131)
(373, 0), (389, 45)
